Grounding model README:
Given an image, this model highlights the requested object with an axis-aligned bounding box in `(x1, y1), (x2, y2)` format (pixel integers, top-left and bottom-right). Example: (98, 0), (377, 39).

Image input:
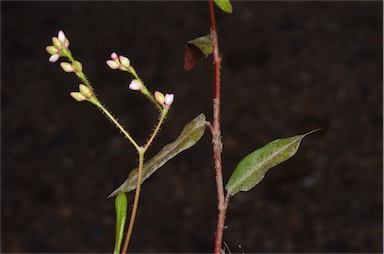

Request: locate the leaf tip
(303, 128), (323, 137)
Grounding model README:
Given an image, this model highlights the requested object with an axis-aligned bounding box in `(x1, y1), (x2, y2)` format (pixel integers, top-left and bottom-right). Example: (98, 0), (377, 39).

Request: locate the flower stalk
(46, 30), (175, 253)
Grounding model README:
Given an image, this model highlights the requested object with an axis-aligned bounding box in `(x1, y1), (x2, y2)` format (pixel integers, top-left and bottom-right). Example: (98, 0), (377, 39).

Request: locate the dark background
(2, 1), (382, 253)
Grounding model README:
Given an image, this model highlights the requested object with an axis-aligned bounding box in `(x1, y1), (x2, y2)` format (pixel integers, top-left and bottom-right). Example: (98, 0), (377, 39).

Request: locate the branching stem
(58, 43), (170, 254)
(120, 108), (167, 253)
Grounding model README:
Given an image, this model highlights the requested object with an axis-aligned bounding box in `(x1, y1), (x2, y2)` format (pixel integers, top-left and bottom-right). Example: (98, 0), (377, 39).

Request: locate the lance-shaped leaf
(214, 0), (233, 13)
(109, 114), (206, 197)
(113, 193), (127, 254)
(184, 34), (212, 71)
(226, 129), (320, 196)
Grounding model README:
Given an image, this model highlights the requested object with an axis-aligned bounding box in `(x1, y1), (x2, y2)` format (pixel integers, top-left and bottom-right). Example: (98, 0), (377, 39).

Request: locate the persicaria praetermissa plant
(46, 1), (320, 253)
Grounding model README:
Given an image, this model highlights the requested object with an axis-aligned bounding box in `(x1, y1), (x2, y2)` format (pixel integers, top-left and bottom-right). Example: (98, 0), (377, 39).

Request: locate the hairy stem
(90, 98), (141, 151)
(122, 150), (145, 254)
(64, 51), (96, 97)
(144, 109), (168, 152)
(129, 67), (162, 111)
(208, 1), (229, 253)
(121, 109), (167, 253)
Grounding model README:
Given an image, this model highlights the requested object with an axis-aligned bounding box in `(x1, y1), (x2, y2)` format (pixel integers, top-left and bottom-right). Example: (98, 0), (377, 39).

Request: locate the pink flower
(46, 30), (70, 63)
(106, 52), (131, 70)
(106, 59), (120, 69)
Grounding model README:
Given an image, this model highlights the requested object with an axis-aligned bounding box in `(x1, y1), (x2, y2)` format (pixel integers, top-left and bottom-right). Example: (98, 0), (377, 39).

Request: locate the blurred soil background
(2, 1), (382, 253)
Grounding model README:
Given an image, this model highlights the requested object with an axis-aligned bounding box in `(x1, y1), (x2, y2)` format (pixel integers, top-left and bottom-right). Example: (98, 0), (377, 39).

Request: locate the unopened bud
(128, 79), (142, 91)
(46, 45), (58, 55)
(73, 61), (83, 72)
(58, 30), (69, 48)
(52, 37), (61, 48)
(164, 93), (175, 106)
(79, 84), (93, 98)
(58, 31), (66, 44)
(60, 62), (75, 72)
(70, 92), (87, 102)
(106, 60), (119, 69)
(49, 54), (60, 63)
(111, 52), (118, 60)
(154, 91), (165, 105)
(119, 55), (130, 68)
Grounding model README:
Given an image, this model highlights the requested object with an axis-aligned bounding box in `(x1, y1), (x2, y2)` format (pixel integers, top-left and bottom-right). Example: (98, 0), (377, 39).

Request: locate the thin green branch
(144, 109), (168, 152)
(129, 67), (162, 111)
(122, 150), (145, 254)
(63, 51), (96, 97)
(89, 98), (141, 151)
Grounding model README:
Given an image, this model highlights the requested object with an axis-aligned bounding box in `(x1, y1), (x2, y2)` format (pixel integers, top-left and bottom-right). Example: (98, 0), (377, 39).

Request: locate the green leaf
(184, 34), (214, 71)
(113, 193), (127, 254)
(187, 34), (213, 57)
(214, 0), (233, 13)
(225, 129), (320, 196)
(109, 113), (207, 197)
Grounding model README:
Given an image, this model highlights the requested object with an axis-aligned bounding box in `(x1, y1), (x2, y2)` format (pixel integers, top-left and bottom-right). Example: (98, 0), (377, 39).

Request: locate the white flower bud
(58, 30), (66, 44)
(128, 79), (142, 91)
(70, 92), (87, 102)
(60, 62), (74, 72)
(106, 60), (119, 69)
(154, 91), (165, 105)
(79, 84), (93, 98)
(164, 93), (175, 106)
(49, 54), (60, 63)
(119, 55), (130, 68)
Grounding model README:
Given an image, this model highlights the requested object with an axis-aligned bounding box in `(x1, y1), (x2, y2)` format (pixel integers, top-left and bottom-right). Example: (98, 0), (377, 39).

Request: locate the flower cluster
(59, 61), (84, 77)
(46, 30), (70, 63)
(46, 31), (175, 109)
(70, 84), (94, 102)
(128, 80), (174, 108)
(106, 52), (131, 71)
(155, 91), (174, 109)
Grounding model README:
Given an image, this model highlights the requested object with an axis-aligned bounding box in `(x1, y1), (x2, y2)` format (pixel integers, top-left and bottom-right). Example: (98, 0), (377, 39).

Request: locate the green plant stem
(208, 1), (228, 253)
(90, 98), (141, 151)
(59, 46), (170, 253)
(122, 150), (145, 254)
(129, 67), (162, 111)
(63, 50), (96, 96)
(119, 108), (167, 253)
(144, 109), (168, 152)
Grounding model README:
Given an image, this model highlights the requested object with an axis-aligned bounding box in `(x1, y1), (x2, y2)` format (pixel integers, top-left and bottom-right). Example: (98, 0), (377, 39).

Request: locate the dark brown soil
(2, 1), (382, 253)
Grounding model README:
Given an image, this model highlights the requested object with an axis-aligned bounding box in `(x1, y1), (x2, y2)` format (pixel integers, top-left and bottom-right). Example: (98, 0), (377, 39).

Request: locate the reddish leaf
(184, 44), (203, 71)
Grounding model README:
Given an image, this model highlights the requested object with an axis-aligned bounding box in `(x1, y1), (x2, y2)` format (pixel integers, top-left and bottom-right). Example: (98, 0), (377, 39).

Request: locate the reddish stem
(209, 0), (221, 100)
(208, 1), (229, 253)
